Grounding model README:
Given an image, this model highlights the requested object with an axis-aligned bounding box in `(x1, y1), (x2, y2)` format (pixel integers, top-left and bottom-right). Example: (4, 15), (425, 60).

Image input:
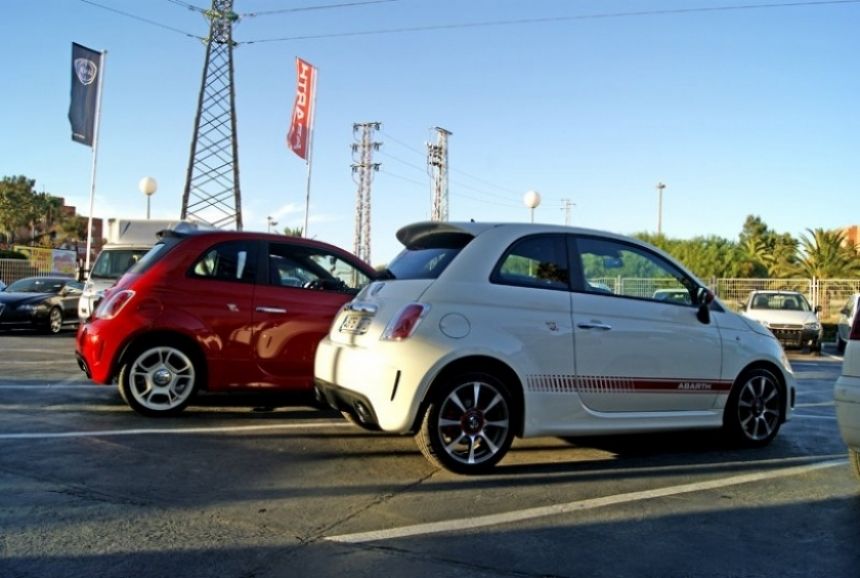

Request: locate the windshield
(90, 248), (150, 279)
(750, 293), (812, 312)
(127, 241), (174, 275)
(385, 232), (472, 280)
(387, 248), (460, 280)
(6, 277), (66, 294)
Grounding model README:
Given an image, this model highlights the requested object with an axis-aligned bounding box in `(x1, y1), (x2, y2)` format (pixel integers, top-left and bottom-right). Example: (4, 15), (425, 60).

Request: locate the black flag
(68, 43), (103, 147)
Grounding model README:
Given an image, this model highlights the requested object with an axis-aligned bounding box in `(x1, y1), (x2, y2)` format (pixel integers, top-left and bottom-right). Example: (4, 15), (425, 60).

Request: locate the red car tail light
(94, 289), (135, 320)
(382, 303), (429, 341)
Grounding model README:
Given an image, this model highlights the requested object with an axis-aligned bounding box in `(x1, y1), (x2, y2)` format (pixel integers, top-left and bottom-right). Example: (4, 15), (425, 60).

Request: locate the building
(842, 225), (860, 251)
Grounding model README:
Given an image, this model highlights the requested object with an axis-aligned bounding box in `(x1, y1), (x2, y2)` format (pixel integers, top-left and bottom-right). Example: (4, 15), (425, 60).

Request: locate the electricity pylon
(181, 0), (243, 230)
(351, 122), (381, 264)
(427, 127), (451, 222)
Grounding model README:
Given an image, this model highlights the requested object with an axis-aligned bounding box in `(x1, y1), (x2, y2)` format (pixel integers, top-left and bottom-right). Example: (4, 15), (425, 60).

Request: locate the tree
(738, 215), (770, 246)
(734, 237), (771, 278)
(794, 228), (860, 278)
(59, 214), (88, 250)
(281, 226), (303, 237)
(0, 175), (37, 245)
(634, 232), (740, 279)
(768, 233), (799, 278)
(25, 192), (64, 247)
(0, 175), (74, 248)
(735, 214), (801, 278)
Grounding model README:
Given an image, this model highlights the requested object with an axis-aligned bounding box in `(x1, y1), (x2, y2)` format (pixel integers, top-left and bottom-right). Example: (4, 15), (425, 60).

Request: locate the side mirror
(696, 287), (714, 324)
(814, 305), (822, 314)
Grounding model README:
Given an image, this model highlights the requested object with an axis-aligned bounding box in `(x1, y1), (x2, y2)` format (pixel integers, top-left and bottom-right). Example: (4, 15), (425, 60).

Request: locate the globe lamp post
(523, 190), (541, 223)
(139, 177), (158, 220)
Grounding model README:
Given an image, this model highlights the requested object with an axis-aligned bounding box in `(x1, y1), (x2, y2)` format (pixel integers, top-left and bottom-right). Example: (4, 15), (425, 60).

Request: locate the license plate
(340, 314), (370, 334)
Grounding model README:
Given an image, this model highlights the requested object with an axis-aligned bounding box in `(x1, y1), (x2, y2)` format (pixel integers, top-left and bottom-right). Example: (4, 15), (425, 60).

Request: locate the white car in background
(741, 290), (822, 354)
(835, 308), (860, 479)
(836, 293), (860, 354)
(315, 222), (796, 474)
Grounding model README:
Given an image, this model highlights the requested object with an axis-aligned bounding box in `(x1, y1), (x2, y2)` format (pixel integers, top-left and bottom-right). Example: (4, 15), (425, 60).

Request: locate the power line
(380, 168), (523, 209)
(380, 130), (426, 158)
(377, 150), (426, 174)
(166, 0), (207, 13)
(379, 148), (527, 207)
(382, 129), (523, 200)
(238, 0), (860, 44)
(80, 0), (204, 40)
(379, 168), (427, 189)
(241, 0), (404, 18)
(448, 165), (523, 197)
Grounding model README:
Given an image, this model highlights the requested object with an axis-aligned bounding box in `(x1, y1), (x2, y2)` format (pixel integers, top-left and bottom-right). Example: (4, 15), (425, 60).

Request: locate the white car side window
(494, 235), (568, 290)
(576, 236), (691, 303)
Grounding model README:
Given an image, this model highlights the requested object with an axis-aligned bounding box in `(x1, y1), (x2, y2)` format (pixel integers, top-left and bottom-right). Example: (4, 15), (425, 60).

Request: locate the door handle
(256, 306), (287, 314)
(577, 322), (612, 331)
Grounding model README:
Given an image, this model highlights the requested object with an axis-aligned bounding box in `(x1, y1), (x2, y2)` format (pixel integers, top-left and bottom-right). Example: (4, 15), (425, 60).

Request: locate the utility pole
(561, 198), (575, 226)
(351, 122), (381, 264)
(656, 182), (666, 235)
(181, 0), (243, 230)
(427, 127), (451, 222)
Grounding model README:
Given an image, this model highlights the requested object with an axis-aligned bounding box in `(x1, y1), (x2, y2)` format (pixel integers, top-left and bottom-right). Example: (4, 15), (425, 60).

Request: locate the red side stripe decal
(526, 375), (733, 394)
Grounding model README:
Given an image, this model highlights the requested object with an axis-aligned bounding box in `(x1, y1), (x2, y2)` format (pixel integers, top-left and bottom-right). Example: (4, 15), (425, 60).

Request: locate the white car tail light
(94, 289), (135, 320)
(850, 311), (860, 341)
(381, 303), (429, 341)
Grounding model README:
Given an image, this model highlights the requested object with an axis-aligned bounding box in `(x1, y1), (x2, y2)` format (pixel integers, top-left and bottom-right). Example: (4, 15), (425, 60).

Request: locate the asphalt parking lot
(1, 330), (858, 578)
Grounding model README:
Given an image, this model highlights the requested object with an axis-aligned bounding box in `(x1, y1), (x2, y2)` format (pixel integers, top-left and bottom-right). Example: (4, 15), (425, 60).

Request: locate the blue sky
(2, 0), (859, 264)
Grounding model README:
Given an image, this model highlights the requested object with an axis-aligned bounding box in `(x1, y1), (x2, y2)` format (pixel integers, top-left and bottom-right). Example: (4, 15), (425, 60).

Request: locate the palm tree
(795, 228), (860, 278)
(735, 237), (771, 278)
(768, 233), (799, 278)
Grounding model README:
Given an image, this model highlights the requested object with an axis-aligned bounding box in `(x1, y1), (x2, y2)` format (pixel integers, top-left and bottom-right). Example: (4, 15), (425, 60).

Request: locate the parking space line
(795, 401), (835, 408)
(792, 414), (837, 420)
(0, 421), (351, 440)
(0, 360), (81, 366)
(0, 384), (103, 389)
(325, 459), (846, 544)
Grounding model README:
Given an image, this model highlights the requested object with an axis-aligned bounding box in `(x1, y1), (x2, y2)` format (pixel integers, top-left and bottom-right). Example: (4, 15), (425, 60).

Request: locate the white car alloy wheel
(119, 345), (198, 416)
(724, 368), (783, 446)
(417, 372), (515, 474)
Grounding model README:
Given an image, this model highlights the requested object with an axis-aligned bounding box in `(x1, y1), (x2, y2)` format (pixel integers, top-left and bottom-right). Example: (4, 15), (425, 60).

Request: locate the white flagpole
(302, 64), (317, 238)
(83, 50), (107, 278)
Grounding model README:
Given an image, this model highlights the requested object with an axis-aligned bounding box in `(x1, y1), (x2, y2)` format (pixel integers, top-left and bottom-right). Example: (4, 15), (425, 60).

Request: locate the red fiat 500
(76, 227), (375, 416)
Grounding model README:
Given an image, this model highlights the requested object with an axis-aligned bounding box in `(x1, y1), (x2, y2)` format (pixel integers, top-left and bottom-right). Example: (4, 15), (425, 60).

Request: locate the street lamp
(656, 182), (666, 235)
(523, 190), (541, 223)
(138, 177), (157, 220)
(267, 216), (278, 233)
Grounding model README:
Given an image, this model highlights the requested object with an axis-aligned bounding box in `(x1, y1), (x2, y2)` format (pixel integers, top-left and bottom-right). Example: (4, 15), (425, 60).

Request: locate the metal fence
(0, 258), (59, 285)
(711, 278), (860, 321)
(571, 275), (859, 323)
(5, 255), (854, 321)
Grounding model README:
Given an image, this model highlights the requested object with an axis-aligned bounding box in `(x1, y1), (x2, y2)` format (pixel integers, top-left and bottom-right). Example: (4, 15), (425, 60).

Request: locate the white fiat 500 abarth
(835, 304), (860, 480)
(314, 222), (796, 474)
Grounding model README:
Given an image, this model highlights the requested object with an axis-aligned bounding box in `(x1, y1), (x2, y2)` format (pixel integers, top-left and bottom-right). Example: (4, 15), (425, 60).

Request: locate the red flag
(287, 58), (316, 160)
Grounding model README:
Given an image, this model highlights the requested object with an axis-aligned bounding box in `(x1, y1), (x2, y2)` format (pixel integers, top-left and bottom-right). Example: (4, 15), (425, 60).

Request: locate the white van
(78, 244), (152, 319)
(78, 219), (182, 319)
